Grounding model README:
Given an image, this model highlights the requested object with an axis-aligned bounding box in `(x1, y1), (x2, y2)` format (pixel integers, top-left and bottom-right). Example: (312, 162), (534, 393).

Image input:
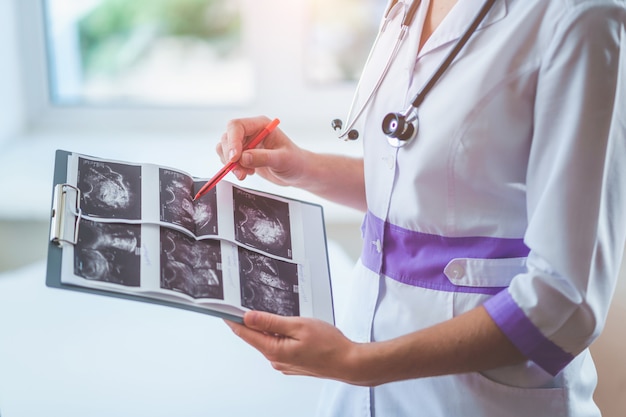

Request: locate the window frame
(16, 0), (360, 136)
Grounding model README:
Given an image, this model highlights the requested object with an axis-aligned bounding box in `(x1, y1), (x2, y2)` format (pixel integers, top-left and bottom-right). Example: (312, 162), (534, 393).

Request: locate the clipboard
(46, 150), (335, 324)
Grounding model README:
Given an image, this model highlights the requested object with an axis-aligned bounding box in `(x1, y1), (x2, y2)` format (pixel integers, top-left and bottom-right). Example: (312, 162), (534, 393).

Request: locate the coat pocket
(448, 256), (566, 391)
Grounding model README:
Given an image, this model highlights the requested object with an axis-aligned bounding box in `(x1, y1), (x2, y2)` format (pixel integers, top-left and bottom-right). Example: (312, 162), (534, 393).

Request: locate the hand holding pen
(194, 118), (281, 200)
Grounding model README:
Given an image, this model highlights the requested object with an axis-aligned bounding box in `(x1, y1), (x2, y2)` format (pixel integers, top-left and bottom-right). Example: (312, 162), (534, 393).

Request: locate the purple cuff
(484, 289), (574, 376)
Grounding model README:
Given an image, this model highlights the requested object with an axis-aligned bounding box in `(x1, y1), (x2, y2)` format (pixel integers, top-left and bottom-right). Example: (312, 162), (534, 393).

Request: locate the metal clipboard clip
(50, 183), (83, 246)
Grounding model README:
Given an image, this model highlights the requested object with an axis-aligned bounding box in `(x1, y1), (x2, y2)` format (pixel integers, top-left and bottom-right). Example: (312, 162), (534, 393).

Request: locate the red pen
(193, 118), (280, 200)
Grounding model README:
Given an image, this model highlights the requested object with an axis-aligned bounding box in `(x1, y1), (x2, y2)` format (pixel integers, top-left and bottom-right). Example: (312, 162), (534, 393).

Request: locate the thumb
(244, 311), (299, 337)
(239, 148), (278, 170)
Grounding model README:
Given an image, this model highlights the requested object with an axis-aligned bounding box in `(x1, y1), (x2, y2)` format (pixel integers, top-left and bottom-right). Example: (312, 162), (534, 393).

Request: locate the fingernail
(228, 149), (236, 161)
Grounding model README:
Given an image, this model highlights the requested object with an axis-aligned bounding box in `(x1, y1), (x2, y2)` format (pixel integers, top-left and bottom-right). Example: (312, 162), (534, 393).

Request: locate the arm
(226, 306), (525, 386)
(482, 4), (626, 375)
(216, 116), (367, 212)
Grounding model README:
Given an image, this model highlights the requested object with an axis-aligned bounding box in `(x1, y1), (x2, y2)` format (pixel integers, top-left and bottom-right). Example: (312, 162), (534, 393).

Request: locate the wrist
(292, 152), (366, 211)
(290, 149), (318, 190)
(342, 341), (395, 387)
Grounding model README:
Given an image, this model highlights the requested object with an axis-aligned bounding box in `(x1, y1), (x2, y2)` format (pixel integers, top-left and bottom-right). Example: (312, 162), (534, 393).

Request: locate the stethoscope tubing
(337, 27), (407, 140)
(406, 0), (497, 112)
(336, 0), (498, 145)
(336, 0), (421, 140)
(391, 0), (497, 129)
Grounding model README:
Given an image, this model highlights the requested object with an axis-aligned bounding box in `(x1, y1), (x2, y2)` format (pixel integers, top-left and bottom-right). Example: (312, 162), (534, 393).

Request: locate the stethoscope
(332, 0), (497, 148)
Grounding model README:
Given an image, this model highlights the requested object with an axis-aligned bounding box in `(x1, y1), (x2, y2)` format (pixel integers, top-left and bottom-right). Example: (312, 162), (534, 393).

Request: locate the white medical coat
(317, 0), (626, 416)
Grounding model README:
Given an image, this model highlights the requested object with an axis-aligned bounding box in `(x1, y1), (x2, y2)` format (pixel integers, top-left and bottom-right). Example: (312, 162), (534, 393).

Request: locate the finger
(233, 163), (256, 178)
(224, 121), (244, 162)
(224, 319), (263, 343)
(224, 319), (244, 333)
(225, 116), (272, 162)
(271, 362), (318, 378)
(215, 147), (227, 166)
(239, 149), (277, 170)
(225, 317), (288, 359)
(244, 311), (301, 338)
(216, 133), (229, 164)
(231, 167), (245, 181)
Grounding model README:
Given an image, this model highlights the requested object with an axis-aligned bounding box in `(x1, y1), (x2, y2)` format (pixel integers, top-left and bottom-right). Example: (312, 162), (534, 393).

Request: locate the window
(18, 0), (383, 131)
(44, 0), (252, 106)
(306, 0), (383, 84)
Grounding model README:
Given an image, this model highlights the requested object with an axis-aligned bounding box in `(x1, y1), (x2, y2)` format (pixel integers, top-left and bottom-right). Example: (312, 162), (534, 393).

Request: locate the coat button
(450, 264), (465, 279)
(382, 155), (395, 170)
(444, 262), (466, 280)
(372, 239), (382, 253)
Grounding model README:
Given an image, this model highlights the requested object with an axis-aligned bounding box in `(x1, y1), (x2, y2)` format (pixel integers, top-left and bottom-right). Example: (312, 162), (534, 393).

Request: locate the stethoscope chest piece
(382, 111), (418, 147)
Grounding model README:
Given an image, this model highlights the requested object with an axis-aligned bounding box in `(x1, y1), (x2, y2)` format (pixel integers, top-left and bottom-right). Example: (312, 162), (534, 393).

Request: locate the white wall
(0, 0), (25, 145)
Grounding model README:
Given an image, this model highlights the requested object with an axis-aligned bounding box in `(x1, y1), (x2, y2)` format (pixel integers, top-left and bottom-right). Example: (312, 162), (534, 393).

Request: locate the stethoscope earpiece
(382, 112), (416, 147)
(332, 119), (359, 140)
(347, 130), (359, 140)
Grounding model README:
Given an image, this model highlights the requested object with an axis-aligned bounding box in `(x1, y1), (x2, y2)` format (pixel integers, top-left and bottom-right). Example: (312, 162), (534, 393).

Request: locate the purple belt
(360, 211), (530, 294)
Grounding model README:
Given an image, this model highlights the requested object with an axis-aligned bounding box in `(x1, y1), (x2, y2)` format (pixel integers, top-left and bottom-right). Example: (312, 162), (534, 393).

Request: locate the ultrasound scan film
(160, 170), (218, 235)
(77, 158), (141, 219)
(160, 228), (224, 300)
(160, 169), (196, 232)
(233, 187), (292, 259)
(192, 180), (218, 236)
(74, 219), (141, 287)
(238, 247), (299, 316)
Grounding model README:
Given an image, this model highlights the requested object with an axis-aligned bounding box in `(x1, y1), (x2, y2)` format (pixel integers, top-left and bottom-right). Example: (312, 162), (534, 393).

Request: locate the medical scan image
(233, 187), (292, 259)
(74, 219), (141, 286)
(160, 169), (218, 235)
(238, 247), (299, 316)
(192, 180), (218, 236)
(160, 228), (224, 300)
(77, 157), (141, 220)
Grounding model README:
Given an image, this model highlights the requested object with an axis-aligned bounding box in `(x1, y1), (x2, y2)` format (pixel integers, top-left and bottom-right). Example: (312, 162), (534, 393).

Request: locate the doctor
(221, 0), (626, 416)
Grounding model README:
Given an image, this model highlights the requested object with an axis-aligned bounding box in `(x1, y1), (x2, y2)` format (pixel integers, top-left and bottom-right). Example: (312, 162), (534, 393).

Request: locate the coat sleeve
(483, 3), (626, 376)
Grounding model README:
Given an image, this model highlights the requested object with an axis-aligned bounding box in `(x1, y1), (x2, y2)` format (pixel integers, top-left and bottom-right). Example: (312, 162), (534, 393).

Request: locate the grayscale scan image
(160, 228), (224, 299)
(77, 157), (141, 219)
(159, 169), (218, 235)
(238, 247), (299, 316)
(160, 169), (195, 232)
(74, 219), (141, 286)
(233, 187), (292, 259)
(193, 180), (218, 236)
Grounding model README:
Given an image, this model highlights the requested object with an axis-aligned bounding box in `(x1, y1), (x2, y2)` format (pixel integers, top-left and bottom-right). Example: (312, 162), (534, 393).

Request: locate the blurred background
(0, 0), (623, 416)
(0, 1), (373, 415)
(0, 0), (385, 271)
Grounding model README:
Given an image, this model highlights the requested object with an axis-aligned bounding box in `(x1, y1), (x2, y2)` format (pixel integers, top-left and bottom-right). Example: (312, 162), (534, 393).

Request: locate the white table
(0, 242), (354, 417)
